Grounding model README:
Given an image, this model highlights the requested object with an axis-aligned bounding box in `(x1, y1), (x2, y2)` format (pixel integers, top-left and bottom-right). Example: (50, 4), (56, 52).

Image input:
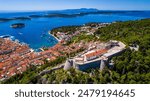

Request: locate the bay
(0, 10), (149, 50)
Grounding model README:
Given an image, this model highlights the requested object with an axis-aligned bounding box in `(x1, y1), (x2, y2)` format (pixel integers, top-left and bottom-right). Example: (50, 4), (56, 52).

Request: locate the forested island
(11, 23), (25, 28)
(0, 17), (31, 22)
(1, 19), (150, 84)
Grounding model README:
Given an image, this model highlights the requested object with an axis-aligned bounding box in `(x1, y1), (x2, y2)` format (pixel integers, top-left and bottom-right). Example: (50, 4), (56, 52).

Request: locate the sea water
(0, 10), (150, 50)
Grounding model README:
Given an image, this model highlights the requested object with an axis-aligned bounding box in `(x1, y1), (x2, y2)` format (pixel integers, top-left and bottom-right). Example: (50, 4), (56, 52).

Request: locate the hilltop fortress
(64, 40), (126, 71)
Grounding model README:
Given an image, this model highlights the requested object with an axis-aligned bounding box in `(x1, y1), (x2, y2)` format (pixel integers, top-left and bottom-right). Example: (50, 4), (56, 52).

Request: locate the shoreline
(0, 22), (111, 52)
(48, 31), (61, 42)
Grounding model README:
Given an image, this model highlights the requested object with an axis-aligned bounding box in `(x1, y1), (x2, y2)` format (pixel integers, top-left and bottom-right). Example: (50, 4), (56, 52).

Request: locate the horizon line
(0, 8), (150, 12)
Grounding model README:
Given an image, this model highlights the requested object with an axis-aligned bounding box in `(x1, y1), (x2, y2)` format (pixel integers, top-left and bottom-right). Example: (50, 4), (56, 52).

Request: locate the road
(39, 63), (65, 76)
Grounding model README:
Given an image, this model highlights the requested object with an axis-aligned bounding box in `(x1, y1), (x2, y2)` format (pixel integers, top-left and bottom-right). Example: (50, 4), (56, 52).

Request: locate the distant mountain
(62, 8), (99, 12)
(44, 8), (99, 15)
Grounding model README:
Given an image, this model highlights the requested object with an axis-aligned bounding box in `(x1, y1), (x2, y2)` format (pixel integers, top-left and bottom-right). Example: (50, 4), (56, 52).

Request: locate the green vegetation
(51, 26), (81, 35)
(95, 19), (150, 46)
(72, 33), (97, 42)
(66, 33), (98, 45)
(94, 19), (150, 83)
(85, 22), (101, 27)
(39, 68), (111, 84)
(111, 49), (150, 84)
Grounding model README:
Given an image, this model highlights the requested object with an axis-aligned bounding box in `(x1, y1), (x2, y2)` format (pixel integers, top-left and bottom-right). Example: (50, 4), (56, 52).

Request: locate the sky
(0, 0), (150, 11)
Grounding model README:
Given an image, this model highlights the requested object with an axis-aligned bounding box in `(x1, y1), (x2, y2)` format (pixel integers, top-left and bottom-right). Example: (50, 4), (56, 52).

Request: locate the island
(10, 23), (25, 28)
(0, 18), (12, 22)
(29, 15), (43, 18)
(12, 17), (31, 20)
(0, 17), (31, 22)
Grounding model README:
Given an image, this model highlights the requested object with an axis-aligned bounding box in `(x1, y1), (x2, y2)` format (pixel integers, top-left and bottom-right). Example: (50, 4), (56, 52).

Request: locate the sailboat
(18, 32), (23, 35)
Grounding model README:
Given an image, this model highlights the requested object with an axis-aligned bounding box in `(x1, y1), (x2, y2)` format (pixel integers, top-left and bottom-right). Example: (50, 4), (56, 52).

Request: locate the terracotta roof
(0, 63), (4, 68)
(86, 49), (108, 58)
(0, 37), (85, 79)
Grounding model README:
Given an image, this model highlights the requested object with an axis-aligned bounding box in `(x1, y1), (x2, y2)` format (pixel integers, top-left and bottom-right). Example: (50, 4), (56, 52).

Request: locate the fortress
(64, 40), (126, 71)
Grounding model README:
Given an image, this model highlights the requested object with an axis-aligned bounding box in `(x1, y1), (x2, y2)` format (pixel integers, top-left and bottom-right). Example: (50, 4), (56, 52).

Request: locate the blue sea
(0, 10), (150, 50)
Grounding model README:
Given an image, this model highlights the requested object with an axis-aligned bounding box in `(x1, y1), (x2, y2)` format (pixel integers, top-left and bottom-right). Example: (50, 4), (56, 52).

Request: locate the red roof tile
(86, 49), (108, 58)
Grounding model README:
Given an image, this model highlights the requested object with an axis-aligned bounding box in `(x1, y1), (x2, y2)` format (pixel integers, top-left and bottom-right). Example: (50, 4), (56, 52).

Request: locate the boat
(0, 35), (11, 38)
(18, 32), (23, 35)
(41, 33), (47, 38)
(0, 35), (15, 40)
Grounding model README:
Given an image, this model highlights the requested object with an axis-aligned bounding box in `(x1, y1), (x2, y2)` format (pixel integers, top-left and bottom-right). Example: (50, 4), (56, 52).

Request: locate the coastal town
(0, 37), (87, 80)
(0, 23), (126, 81)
